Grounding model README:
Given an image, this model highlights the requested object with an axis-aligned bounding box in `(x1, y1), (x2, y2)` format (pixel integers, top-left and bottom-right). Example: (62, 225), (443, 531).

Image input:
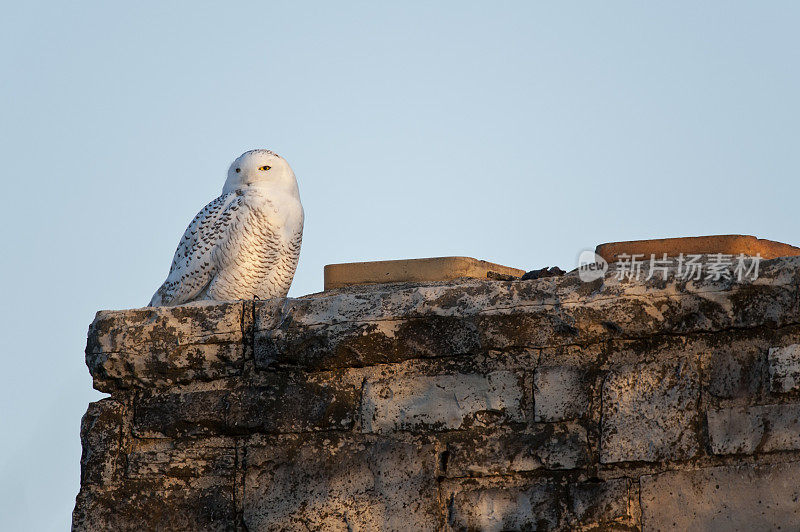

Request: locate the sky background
(2, 2), (799, 529)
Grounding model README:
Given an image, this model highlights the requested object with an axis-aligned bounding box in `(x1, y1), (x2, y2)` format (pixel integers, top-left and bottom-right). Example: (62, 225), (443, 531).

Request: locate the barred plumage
(149, 150), (304, 306)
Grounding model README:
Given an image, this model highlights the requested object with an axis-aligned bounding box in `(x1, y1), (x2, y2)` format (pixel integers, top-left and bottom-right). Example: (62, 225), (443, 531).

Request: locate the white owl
(149, 149), (304, 306)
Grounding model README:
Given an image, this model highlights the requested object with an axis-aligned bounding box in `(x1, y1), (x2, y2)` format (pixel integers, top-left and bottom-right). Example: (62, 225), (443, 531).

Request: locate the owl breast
(205, 191), (304, 301)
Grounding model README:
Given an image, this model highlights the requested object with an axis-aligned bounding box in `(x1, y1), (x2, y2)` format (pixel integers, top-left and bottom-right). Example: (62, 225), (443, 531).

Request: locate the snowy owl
(149, 149), (304, 306)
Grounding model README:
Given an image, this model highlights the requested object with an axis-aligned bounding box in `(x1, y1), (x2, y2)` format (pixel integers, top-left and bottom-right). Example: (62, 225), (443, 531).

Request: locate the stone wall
(73, 257), (800, 530)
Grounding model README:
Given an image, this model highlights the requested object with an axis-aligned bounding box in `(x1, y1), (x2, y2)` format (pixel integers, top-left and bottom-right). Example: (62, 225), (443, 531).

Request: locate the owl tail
(148, 290), (164, 307)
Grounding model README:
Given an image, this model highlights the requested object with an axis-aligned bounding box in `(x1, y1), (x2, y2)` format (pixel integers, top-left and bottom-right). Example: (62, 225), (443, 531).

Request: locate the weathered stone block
(604, 335), (688, 369)
(243, 434), (441, 531)
(73, 483), (235, 531)
(134, 377), (358, 437)
(73, 436), (237, 531)
(702, 343), (765, 399)
(361, 370), (525, 433)
(640, 462), (800, 530)
(538, 343), (604, 368)
(769, 344), (800, 393)
(88, 302), (244, 354)
(535, 423), (590, 471)
(601, 360), (700, 463)
(255, 316), (482, 371)
(474, 311), (586, 350)
(445, 476), (634, 531)
(442, 423), (589, 477)
(86, 301), (245, 391)
(226, 379), (358, 433)
(88, 343), (246, 392)
(568, 477), (631, 528)
(707, 403), (800, 455)
(79, 399), (127, 487)
(125, 437), (236, 480)
(533, 366), (592, 421)
(445, 478), (562, 531)
(134, 389), (230, 438)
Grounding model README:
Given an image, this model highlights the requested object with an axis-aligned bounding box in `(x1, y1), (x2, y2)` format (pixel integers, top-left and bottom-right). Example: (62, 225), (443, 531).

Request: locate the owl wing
(148, 192), (242, 306)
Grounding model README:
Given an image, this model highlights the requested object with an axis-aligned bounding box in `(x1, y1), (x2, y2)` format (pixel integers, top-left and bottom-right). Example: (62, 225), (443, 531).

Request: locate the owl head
(222, 149), (299, 196)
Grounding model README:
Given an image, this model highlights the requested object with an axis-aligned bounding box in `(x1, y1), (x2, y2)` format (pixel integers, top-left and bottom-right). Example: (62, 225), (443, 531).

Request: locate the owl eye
(259, 165), (271, 171)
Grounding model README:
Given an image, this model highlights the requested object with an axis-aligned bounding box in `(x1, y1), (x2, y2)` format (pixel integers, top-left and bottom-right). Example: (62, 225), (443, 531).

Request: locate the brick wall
(73, 257), (800, 530)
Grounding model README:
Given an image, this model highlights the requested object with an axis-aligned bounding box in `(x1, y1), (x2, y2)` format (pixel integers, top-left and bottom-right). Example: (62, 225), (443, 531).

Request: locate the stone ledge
(75, 256), (800, 530)
(86, 257), (800, 389)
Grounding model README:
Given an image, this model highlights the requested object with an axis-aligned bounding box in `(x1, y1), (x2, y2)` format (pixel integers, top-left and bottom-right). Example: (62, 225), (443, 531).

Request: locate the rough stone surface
(445, 476), (633, 531)
(568, 477), (632, 527)
(74, 256), (800, 530)
(441, 423), (589, 476)
(702, 339), (767, 399)
(361, 370), (525, 433)
(769, 343), (800, 393)
(601, 359), (700, 463)
(533, 365), (591, 421)
(133, 377), (358, 438)
(86, 301), (246, 392)
(243, 434), (441, 530)
(707, 403), (800, 455)
(641, 462), (800, 530)
(254, 315), (483, 371)
(445, 479), (563, 531)
(73, 431), (237, 531)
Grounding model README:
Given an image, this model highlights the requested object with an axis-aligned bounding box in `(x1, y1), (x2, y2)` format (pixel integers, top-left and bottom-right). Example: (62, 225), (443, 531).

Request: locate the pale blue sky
(2, 2), (799, 529)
